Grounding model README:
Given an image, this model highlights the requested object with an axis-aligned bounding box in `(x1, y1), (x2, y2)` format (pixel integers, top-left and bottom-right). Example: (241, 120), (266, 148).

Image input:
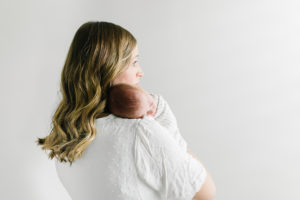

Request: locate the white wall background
(0, 0), (299, 199)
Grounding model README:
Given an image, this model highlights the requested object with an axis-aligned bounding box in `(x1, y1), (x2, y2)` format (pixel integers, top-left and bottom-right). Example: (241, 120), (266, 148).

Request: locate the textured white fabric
(55, 93), (206, 200)
(134, 117), (207, 200)
(149, 93), (188, 152)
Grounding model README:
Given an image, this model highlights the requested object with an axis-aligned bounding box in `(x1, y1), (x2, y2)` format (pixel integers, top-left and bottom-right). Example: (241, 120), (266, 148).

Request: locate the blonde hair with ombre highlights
(36, 21), (137, 166)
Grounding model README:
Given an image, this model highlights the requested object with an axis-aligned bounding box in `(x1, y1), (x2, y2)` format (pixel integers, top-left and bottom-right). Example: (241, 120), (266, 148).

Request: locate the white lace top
(55, 93), (207, 200)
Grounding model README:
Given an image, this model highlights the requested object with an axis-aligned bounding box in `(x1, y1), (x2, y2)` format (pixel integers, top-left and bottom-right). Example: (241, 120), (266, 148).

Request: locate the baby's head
(107, 83), (157, 119)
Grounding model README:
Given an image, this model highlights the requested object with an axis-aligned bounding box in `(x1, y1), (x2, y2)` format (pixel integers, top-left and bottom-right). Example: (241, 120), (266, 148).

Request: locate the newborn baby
(107, 83), (157, 119)
(107, 83), (188, 152)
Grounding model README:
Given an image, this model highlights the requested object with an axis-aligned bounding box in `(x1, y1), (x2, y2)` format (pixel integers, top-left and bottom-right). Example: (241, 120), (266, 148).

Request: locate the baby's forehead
(118, 85), (146, 97)
(134, 86), (147, 95)
(128, 87), (150, 104)
(109, 84), (149, 101)
(130, 87), (147, 99)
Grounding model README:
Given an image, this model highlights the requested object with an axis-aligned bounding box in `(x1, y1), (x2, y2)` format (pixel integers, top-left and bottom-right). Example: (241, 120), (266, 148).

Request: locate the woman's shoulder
(95, 113), (142, 132)
(149, 92), (171, 106)
(149, 92), (165, 102)
(149, 92), (160, 105)
(135, 116), (171, 142)
(96, 113), (140, 121)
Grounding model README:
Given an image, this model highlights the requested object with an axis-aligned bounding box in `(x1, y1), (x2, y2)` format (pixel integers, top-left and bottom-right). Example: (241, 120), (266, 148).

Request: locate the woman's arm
(187, 149), (217, 200)
(150, 93), (216, 199)
(135, 118), (209, 199)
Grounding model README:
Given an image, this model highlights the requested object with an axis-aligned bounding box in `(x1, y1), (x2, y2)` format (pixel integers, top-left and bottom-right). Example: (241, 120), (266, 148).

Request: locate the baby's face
(136, 90), (157, 119)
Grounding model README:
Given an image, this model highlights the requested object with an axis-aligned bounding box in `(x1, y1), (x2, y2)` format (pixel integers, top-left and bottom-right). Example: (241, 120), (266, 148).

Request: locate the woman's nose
(137, 66), (144, 77)
(137, 71), (144, 77)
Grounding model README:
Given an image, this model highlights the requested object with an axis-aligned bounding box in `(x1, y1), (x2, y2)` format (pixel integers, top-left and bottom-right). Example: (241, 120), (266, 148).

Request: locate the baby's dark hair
(107, 84), (144, 118)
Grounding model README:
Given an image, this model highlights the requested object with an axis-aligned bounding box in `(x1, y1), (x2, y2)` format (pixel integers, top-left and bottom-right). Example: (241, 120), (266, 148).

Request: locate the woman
(36, 21), (216, 200)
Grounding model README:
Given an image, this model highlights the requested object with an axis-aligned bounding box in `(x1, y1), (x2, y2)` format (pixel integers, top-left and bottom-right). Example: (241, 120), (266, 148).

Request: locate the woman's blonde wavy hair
(36, 21), (137, 166)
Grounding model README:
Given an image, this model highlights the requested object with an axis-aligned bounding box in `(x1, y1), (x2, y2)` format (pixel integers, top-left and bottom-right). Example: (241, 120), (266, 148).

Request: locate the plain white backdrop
(0, 0), (299, 199)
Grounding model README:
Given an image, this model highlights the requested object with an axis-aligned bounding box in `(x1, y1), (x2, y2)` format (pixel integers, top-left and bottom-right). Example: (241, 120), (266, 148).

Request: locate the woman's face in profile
(112, 46), (144, 86)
